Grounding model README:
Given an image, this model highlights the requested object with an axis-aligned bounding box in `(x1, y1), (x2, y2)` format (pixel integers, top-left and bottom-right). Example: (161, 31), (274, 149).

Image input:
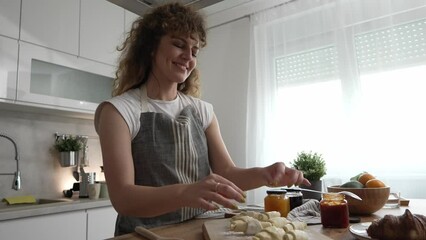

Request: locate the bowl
(327, 185), (390, 215)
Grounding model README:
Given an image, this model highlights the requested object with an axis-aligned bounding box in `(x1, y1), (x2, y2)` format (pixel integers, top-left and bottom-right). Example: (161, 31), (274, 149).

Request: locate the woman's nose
(181, 48), (193, 60)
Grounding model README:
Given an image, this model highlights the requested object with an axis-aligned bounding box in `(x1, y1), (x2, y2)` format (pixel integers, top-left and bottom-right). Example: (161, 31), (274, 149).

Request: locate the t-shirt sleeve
(95, 91), (141, 140)
(197, 100), (214, 130)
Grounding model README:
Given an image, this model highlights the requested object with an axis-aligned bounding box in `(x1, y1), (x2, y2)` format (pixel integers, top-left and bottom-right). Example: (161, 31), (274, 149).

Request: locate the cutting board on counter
(202, 219), (333, 240)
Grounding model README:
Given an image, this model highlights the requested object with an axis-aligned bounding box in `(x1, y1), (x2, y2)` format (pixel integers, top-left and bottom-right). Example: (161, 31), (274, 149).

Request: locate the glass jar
(285, 188), (304, 210)
(320, 193), (349, 228)
(264, 189), (290, 217)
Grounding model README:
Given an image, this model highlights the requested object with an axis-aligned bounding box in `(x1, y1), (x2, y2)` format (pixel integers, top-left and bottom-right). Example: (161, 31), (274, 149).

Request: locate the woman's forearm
(219, 166), (268, 191)
(109, 184), (187, 217)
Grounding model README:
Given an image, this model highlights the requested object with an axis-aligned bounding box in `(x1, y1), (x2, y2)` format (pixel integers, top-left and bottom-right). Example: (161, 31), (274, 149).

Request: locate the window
(271, 12), (426, 198)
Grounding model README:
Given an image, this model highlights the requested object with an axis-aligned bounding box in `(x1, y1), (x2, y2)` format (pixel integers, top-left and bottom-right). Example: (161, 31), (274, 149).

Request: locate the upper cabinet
(0, 36), (18, 102)
(0, 0), (21, 39)
(80, 0), (125, 65)
(0, 0), (126, 115)
(21, 0), (80, 55)
(17, 42), (114, 113)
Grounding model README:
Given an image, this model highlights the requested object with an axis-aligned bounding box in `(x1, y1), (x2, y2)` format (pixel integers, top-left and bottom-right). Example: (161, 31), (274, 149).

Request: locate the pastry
(252, 226), (285, 240)
(282, 221), (307, 232)
(283, 229), (309, 240)
(268, 217), (291, 228)
(230, 216), (272, 234)
(367, 209), (426, 240)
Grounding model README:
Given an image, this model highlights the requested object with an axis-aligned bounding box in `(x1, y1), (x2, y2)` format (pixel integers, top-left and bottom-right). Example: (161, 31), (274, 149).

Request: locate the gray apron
(115, 87), (211, 236)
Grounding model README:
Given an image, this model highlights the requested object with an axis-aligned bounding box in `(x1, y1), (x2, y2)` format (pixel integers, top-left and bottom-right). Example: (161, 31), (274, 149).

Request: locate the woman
(95, 2), (310, 236)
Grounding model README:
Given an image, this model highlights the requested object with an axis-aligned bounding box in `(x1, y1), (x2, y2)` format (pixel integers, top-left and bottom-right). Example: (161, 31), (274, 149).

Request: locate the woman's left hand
(264, 162), (310, 187)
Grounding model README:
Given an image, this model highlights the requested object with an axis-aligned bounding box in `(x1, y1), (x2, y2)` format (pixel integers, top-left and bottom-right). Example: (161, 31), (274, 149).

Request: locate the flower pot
(59, 151), (78, 167)
(301, 180), (322, 200)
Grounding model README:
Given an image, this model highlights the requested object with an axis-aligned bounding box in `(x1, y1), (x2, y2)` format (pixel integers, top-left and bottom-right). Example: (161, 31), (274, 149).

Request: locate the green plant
(54, 136), (82, 152)
(291, 151), (327, 181)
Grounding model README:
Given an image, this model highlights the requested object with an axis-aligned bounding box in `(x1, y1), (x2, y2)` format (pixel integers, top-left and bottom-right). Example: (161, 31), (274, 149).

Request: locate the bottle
(264, 189), (290, 217)
(285, 188), (304, 210)
(320, 193), (349, 228)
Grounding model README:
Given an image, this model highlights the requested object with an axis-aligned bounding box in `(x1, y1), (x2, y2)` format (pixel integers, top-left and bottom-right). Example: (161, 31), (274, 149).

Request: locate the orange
(365, 179), (386, 188)
(358, 173), (375, 186)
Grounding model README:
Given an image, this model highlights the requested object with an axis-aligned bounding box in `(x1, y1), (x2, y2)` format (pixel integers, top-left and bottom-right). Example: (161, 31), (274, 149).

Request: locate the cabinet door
(80, 0), (124, 65)
(0, 36), (18, 102)
(21, 0), (79, 55)
(87, 206), (117, 240)
(17, 42), (114, 113)
(0, 0), (21, 39)
(0, 211), (86, 240)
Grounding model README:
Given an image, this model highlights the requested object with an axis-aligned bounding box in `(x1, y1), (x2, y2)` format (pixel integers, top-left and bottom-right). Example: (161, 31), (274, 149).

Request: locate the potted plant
(54, 136), (82, 167)
(291, 151), (327, 200)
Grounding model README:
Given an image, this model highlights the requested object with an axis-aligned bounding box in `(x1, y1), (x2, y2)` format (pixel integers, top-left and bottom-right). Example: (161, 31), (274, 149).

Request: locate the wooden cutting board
(202, 219), (333, 240)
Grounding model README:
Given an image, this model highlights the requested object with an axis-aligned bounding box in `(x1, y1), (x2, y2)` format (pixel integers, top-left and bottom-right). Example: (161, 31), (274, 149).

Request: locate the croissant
(367, 209), (426, 240)
(252, 226), (286, 240)
(282, 221), (307, 232)
(283, 230), (309, 240)
(230, 216), (272, 234)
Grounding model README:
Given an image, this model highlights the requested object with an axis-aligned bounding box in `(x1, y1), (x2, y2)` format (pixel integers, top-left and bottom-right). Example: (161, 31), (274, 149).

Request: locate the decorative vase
(301, 180), (322, 200)
(59, 151), (78, 167)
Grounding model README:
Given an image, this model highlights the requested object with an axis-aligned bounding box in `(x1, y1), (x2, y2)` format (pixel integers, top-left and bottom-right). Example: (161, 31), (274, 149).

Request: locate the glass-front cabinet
(17, 42), (114, 113)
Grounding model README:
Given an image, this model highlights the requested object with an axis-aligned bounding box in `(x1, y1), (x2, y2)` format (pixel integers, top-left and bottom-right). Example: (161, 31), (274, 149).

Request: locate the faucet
(0, 133), (21, 190)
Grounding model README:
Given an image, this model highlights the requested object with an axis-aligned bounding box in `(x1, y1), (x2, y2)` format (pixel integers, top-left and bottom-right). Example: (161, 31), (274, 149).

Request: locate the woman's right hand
(181, 173), (246, 210)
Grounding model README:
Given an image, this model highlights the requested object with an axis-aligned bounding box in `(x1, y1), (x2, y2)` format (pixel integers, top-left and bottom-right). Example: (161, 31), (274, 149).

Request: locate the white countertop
(0, 197), (112, 221)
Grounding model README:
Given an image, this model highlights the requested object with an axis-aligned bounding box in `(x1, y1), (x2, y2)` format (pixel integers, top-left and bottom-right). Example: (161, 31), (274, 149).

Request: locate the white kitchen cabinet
(0, 211), (86, 240)
(0, 0), (21, 39)
(17, 42), (114, 113)
(20, 0), (79, 55)
(0, 36), (18, 103)
(87, 206), (117, 240)
(80, 0), (124, 65)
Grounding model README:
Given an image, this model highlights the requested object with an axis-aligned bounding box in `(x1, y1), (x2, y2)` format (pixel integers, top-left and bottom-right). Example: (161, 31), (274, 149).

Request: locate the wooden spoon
(135, 226), (183, 240)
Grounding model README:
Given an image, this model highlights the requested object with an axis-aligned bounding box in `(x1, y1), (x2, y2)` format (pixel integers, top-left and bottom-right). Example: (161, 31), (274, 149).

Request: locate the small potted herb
(54, 136), (82, 167)
(291, 151), (327, 199)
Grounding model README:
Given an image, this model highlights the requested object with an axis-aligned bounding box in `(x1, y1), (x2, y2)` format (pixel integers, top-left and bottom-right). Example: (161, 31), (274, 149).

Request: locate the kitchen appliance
(79, 171), (96, 198)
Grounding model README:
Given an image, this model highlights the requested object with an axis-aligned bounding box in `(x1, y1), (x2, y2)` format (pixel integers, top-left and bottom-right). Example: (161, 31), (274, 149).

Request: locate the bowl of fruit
(327, 172), (390, 215)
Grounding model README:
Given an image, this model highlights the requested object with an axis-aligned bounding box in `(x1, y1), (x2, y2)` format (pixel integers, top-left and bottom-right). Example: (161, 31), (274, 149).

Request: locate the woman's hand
(180, 173), (246, 211)
(264, 162), (311, 187)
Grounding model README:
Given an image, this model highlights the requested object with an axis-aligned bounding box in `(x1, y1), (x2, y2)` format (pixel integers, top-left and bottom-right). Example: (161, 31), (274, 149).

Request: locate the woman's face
(151, 33), (199, 85)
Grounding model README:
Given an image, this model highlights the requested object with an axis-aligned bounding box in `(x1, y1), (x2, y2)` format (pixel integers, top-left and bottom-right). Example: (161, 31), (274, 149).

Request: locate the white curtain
(247, 0), (426, 205)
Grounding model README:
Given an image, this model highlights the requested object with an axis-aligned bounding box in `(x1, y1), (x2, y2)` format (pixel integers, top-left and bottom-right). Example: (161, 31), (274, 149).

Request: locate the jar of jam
(320, 193), (349, 228)
(264, 189), (290, 217)
(285, 188), (304, 210)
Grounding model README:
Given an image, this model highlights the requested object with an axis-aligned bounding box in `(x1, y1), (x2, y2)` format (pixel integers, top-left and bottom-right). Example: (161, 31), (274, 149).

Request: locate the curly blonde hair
(112, 2), (207, 97)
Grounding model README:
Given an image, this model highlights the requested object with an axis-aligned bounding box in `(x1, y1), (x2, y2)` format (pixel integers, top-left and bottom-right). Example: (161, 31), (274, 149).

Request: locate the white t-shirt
(96, 88), (214, 140)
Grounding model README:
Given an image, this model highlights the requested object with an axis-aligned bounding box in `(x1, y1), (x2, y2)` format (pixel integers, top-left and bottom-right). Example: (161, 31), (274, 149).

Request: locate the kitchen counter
(0, 197), (112, 221)
(109, 199), (426, 240)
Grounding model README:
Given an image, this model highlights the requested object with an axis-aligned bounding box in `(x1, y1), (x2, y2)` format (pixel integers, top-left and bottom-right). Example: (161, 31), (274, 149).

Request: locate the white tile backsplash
(0, 108), (103, 200)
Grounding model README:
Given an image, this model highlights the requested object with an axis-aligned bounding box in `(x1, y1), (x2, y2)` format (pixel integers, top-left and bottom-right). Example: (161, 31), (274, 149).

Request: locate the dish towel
(2, 195), (37, 205)
(287, 199), (322, 225)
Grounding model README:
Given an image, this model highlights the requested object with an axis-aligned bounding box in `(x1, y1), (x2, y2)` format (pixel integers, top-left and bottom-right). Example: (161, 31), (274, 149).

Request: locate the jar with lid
(285, 188), (304, 210)
(320, 193), (349, 228)
(264, 189), (290, 217)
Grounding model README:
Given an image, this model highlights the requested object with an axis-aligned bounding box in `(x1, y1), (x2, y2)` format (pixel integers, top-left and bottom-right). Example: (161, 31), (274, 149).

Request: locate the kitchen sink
(0, 198), (73, 210)
(37, 198), (72, 204)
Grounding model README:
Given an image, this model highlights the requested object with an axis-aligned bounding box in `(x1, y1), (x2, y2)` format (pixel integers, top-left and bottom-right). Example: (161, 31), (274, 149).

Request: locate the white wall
(0, 108), (103, 199)
(198, 17), (250, 169)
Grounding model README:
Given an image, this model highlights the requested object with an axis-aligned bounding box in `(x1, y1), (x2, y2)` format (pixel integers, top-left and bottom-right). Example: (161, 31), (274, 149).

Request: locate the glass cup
(383, 192), (400, 208)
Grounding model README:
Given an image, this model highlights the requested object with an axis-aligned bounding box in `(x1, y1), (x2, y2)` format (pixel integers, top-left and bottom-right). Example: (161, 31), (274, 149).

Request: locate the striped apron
(115, 87), (211, 236)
